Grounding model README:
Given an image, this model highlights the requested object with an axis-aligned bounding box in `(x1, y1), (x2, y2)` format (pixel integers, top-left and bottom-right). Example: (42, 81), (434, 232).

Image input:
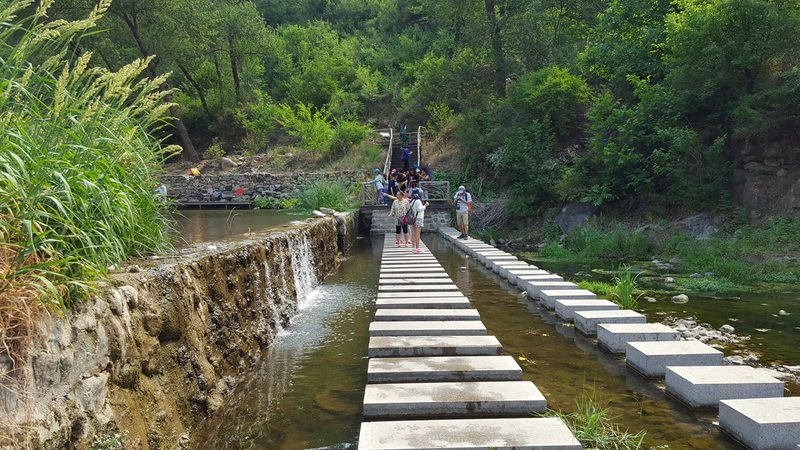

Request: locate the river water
(190, 233), (792, 449)
(171, 209), (300, 247)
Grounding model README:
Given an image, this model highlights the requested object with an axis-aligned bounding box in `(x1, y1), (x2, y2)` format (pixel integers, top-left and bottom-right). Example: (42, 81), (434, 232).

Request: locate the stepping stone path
(359, 235), (581, 449)
(436, 227), (800, 449)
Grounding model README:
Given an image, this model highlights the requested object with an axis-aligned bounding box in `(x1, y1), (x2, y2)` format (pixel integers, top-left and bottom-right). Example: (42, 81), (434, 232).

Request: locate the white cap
(457, 185), (465, 192)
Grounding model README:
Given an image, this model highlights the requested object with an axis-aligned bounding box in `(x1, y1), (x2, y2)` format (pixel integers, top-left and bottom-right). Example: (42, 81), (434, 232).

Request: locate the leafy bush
(206, 141), (226, 159)
(507, 66), (591, 138)
(276, 102), (334, 151)
(294, 181), (358, 212)
(425, 102), (454, 132)
(0, 1), (173, 309)
(330, 119), (371, 154)
(538, 243), (572, 259)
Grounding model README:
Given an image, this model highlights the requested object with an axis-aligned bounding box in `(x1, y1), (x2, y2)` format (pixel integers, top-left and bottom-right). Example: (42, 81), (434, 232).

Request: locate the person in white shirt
(372, 168), (385, 205)
(453, 185), (472, 239)
(409, 189), (429, 253)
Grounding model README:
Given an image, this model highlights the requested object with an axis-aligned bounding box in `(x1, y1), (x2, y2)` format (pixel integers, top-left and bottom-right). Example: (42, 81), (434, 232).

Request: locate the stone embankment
(1, 213), (356, 449)
(159, 170), (369, 204)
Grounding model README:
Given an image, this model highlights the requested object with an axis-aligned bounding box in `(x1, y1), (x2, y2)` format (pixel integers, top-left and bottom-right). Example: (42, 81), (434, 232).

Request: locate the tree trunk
(228, 37), (241, 104)
(177, 63), (211, 117)
(213, 54), (225, 112)
(484, 0), (507, 97)
(119, 12), (200, 162)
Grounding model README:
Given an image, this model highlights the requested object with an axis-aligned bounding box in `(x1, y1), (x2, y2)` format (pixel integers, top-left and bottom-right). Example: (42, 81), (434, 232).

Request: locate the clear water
(171, 209), (302, 248)
(193, 234), (791, 450)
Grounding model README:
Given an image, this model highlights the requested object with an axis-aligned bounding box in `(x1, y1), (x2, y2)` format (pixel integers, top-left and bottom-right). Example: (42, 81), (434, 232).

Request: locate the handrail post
(416, 126), (422, 166)
(383, 128), (393, 176)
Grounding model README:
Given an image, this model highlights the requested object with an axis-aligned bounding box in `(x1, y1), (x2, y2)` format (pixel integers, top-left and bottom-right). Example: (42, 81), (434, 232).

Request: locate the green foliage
(276, 102), (335, 151)
(0, 1), (173, 308)
(206, 142), (226, 159)
(91, 432), (124, 450)
(548, 390), (646, 450)
(613, 265), (642, 309)
(568, 224), (654, 260)
(578, 280), (616, 298)
(425, 102), (454, 132)
(293, 181), (358, 212)
(330, 120), (371, 155)
(677, 277), (739, 293)
(508, 67), (591, 138)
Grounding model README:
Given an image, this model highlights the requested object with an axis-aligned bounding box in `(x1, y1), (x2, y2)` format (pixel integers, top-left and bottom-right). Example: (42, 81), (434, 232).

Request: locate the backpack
(402, 200), (417, 226)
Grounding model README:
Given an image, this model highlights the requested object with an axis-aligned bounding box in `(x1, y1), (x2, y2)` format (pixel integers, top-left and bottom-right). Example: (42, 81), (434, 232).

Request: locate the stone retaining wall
(159, 171), (370, 204)
(0, 213), (357, 448)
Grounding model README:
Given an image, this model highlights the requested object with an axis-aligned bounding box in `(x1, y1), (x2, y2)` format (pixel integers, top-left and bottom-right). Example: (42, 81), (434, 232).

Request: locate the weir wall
(0, 213), (357, 449)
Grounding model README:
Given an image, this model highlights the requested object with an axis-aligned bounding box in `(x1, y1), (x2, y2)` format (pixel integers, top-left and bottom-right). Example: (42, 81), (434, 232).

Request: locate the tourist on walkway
(387, 169), (399, 197)
(372, 169), (385, 205)
(402, 146), (410, 171)
(409, 189), (429, 253)
(385, 191), (411, 247)
(454, 185), (472, 239)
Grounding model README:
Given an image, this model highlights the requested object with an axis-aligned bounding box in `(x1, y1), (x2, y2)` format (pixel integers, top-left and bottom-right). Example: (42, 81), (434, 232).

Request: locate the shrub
(275, 102), (334, 151)
(330, 119), (371, 154)
(206, 141), (226, 159)
(293, 181), (358, 212)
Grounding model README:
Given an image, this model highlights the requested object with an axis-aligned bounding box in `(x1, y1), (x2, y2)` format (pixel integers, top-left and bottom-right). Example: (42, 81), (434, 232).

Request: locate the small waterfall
(290, 231), (318, 308)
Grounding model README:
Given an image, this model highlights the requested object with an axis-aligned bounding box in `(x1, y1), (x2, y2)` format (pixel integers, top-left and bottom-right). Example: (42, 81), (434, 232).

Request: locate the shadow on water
(193, 237), (381, 450)
(195, 234), (754, 450)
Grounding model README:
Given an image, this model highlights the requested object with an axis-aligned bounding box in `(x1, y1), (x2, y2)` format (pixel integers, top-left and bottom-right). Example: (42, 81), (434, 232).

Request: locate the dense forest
(52, 0), (800, 216)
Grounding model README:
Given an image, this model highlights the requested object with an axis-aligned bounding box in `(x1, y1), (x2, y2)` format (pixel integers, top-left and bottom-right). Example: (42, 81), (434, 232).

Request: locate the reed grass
(613, 265), (642, 309)
(0, 0), (175, 317)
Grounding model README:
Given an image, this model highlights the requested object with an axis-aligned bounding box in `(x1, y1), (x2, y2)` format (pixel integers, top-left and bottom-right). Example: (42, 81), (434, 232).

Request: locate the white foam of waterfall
(290, 231), (319, 309)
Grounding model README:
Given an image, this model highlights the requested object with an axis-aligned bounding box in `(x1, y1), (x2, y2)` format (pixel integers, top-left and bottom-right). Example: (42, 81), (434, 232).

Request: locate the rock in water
(312, 210), (326, 218)
(720, 324), (735, 333)
(320, 207), (336, 215)
(645, 297), (657, 303)
(664, 277), (675, 283)
(689, 273), (702, 278)
(671, 294), (689, 304)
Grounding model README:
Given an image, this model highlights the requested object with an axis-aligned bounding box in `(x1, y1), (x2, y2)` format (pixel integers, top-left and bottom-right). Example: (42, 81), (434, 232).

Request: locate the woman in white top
(385, 191), (411, 247)
(409, 189), (429, 253)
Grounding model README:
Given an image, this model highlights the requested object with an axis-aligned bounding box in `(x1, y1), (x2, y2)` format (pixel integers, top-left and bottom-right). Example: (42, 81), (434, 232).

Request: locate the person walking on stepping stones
(454, 185), (472, 239)
(385, 190), (411, 247)
(409, 189), (428, 253)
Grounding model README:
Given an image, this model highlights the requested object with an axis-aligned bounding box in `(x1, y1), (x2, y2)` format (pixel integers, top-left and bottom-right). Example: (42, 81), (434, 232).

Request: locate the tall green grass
(294, 181), (358, 212)
(0, 0), (175, 310)
(548, 390), (646, 450)
(613, 265), (641, 309)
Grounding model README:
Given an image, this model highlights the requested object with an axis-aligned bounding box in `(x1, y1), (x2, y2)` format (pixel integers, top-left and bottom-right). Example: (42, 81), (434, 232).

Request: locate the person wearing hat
(453, 185), (472, 239)
(372, 169), (385, 205)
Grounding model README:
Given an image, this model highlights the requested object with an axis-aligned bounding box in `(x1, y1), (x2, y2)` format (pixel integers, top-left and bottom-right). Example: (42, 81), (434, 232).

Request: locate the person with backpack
(454, 185), (472, 239)
(385, 190), (411, 247)
(401, 146), (410, 171)
(409, 189), (429, 253)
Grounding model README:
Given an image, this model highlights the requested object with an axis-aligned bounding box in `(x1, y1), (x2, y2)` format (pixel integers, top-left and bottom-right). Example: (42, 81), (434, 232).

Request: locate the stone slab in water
(719, 397), (800, 450)
(597, 323), (680, 353)
(381, 260), (440, 266)
(362, 381), (547, 418)
(367, 355), (522, 383)
(369, 320), (487, 336)
(358, 417), (581, 450)
(374, 309), (481, 321)
(626, 340), (724, 378)
(379, 272), (450, 278)
(539, 289), (597, 309)
(377, 291), (465, 299)
(378, 284), (459, 292)
(368, 335), (503, 357)
(378, 278), (455, 285)
(554, 299), (620, 321)
(380, 268), (447, 274)
(375, 297), (472, 309)
(665, 365), (784, 410)
(516, 276), (564, 289)
(524, 282), (579, 298)
(573, 309), (645, 334)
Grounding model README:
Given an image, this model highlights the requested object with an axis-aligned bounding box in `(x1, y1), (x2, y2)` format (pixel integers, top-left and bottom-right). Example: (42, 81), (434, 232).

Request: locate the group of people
(371, 165), (433, 205)
(382, 184), (473, 254)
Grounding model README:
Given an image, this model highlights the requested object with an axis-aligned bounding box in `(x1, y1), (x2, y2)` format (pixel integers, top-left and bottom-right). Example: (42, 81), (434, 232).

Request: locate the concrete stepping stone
(380, 268), (446, 274)
(719, 397), (800, 450)
(524, 282), (579, 299)
(368, 336), (502, 357)
(597, 323), (680, 354)
(368, 320), (487, 336)
(665, 365), (784, 410)
(574, 310), (646, 335)
(374, 309), (481, 321)
(378, 278), (454, 285)
(378, 284), (459, 292)
(516, 275), (564, 289)
(358, 417), (581, 450)
(377, 291), (464, 299)
(376, 297), (471, 309)
(554, 299), (620, 321)
(380, 272), (450, 278)
(539, 289), (596, 309)
(367, 355), (522, 383)
(626, 340), (724, 378)
(362, 381), (547, 418)
(492, 262), (530, 276)
(381, 260), (439, 265)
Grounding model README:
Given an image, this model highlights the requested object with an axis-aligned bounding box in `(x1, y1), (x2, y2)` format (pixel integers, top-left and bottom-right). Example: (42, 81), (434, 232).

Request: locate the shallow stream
(190, 234), (794, 449)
